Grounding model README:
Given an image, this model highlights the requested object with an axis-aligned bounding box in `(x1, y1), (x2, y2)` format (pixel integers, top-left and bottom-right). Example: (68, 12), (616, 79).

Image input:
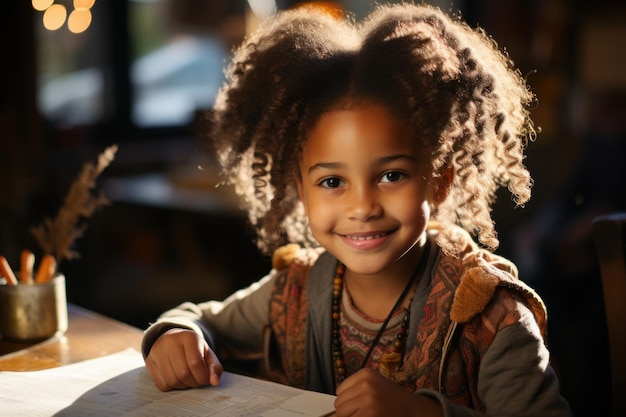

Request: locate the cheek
(394, 195), (431, 230)
(302, 193), (337, 238)
(305, 199), (332, 230)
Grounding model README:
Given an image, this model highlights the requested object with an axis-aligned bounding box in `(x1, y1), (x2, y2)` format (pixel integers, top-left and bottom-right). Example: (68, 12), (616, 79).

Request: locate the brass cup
(0, 274), (68, 341)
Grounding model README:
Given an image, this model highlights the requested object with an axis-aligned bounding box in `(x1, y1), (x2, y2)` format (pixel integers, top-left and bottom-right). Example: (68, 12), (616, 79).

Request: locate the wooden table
(0, 303), (143, 371)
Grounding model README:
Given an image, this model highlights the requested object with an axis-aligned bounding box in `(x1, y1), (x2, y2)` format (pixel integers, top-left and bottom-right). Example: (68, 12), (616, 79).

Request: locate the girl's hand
(145, 328), (223, 391)
(334, 369), (443, 417)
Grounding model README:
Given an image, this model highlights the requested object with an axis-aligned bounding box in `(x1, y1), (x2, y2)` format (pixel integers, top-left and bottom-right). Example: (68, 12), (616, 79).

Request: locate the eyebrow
(307, 154), (418, 174)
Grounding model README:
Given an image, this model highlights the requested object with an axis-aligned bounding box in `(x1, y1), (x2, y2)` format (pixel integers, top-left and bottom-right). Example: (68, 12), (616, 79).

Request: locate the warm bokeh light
(293, 2), (344, 19)
(32, 0), (54, 12)
(74, 0), (96, 9)
(68, 8), (92, 33)
(43, 4), (67, 31)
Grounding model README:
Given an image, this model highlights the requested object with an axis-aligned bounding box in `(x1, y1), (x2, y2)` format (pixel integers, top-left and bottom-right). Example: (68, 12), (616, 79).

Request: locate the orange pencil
(0, 255), (18, 286)
(20, 249), (35, 285)
(34, 254), (57, 284)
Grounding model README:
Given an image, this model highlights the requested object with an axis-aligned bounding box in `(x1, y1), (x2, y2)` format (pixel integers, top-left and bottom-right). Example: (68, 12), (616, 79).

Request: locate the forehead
(301, 103), (417, 162)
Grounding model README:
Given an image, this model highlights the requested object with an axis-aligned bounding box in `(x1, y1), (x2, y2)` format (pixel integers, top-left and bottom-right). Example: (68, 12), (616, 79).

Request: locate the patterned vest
(264, 242), (547, 411)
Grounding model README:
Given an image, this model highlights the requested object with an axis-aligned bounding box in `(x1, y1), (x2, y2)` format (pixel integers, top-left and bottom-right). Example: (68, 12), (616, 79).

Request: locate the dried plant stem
(31, 145), (118, 266)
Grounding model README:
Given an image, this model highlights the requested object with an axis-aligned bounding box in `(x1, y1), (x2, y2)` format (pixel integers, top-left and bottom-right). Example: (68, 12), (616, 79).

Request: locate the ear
(431, 166), (454, 206)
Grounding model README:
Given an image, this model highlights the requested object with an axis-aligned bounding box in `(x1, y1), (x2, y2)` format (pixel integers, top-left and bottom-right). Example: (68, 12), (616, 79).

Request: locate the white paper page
(0, 348), (336, 417)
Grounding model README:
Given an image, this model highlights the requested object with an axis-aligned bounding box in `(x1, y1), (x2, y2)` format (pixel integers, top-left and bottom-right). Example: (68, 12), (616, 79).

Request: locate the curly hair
(211, 3), (536, 256)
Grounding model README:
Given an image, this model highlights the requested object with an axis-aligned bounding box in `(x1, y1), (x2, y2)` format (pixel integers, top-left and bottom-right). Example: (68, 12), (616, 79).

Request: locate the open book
(0, 348), (336, 416)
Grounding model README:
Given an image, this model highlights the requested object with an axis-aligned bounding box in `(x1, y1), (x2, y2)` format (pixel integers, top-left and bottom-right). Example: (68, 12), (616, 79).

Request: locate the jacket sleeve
(416, 300), (572, 417)
(141, 269), (279, 359)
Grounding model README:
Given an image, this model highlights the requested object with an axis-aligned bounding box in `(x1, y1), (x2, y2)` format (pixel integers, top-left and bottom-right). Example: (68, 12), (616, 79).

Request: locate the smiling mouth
(343, 232), (390, 241)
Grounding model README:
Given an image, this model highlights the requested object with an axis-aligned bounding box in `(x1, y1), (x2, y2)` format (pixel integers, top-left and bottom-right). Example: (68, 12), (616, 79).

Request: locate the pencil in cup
(0, 253), (57, 286)
(20, 250), (35, 285)
(0, 256), (18, 286)
(34, 255), (57, 284)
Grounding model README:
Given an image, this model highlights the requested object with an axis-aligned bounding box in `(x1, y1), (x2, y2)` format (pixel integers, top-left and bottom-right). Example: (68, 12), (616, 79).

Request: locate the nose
(346, 185), (383, 222)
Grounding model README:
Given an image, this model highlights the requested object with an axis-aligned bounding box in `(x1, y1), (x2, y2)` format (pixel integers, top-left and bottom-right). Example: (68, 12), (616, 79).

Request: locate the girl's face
(297, 102), (449, 277)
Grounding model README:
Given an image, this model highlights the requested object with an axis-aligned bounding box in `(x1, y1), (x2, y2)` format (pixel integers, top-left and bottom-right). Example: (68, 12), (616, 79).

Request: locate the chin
(340, 254), (399, 276)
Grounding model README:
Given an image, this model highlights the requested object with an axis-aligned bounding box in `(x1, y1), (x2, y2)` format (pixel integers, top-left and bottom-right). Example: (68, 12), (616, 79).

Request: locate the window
(35, 0), (246, 135)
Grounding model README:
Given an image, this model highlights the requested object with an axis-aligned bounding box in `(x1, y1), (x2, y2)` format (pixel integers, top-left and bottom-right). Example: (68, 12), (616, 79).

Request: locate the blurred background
(1, 0), (625, 414)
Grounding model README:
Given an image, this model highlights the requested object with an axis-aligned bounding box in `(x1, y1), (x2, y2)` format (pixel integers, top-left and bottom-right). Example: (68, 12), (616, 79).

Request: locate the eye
(380, 171), (405, 183)
(318, 177), (344, 189)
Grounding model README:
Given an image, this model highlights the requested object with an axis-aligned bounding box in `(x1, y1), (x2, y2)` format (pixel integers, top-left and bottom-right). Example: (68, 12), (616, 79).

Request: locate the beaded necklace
(331, 240), (431, 383)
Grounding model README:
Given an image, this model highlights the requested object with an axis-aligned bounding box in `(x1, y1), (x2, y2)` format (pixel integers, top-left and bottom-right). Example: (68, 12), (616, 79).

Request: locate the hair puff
(211, 3), (536, 256)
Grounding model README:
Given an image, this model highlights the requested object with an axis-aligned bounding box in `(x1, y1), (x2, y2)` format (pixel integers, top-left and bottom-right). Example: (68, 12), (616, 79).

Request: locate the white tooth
(349, 233), (384, 241)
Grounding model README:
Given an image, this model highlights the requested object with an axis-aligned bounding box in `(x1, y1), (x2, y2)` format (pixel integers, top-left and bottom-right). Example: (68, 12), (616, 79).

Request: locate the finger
(334, 370), (380, 415)
(333, 394), (359, 417)
(181, 341), (212, 387)
(334, 378), (362, 415)
(335, 368), (369, 396)
(204, 346), (223, 386)
(168, 350), (204, 388)
(145, 356), (176, 392)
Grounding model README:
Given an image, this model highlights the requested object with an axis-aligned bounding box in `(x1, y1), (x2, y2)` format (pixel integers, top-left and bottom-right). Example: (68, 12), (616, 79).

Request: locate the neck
(344, 240), (429, 319)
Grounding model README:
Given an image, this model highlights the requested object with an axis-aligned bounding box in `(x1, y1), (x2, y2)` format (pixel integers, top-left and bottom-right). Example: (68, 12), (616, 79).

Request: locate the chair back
(592, 213), (626, 417)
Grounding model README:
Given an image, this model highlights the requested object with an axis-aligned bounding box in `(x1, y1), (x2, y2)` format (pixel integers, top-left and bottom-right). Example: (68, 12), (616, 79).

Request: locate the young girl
(142, 4), (571, 416)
